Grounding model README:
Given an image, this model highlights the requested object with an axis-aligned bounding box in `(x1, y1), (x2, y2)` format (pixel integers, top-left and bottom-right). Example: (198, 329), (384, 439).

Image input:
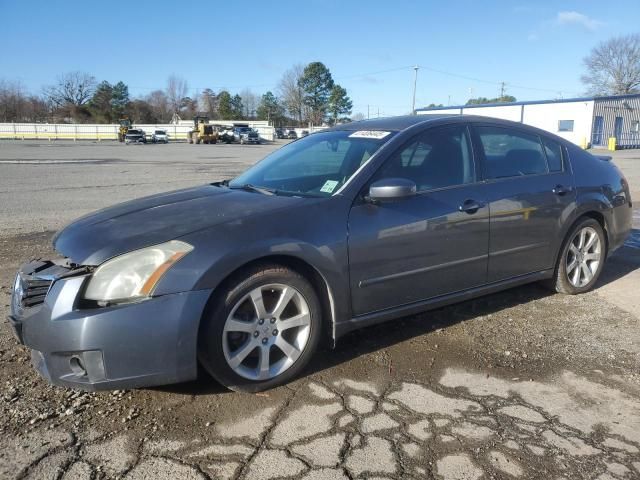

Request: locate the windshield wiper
(230, 183), (277, 196)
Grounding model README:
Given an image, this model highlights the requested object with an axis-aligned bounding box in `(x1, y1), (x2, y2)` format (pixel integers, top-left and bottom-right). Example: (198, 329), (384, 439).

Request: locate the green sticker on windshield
(320, 180), (339, 193)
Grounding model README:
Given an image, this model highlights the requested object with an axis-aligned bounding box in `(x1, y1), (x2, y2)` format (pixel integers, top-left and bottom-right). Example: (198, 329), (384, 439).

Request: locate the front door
(348, 124), (489, 316)
(473, 124), (575, 282)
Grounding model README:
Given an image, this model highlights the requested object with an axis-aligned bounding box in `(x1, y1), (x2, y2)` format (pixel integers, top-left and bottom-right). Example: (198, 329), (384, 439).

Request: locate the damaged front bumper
(9, 260), (211, 391)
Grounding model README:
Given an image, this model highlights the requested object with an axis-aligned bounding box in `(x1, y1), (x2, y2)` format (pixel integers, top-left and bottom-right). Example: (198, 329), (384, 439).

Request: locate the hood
(53, 185), (305, 265)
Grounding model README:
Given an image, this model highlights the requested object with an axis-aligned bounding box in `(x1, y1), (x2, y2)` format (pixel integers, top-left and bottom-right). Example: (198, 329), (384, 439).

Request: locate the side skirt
(334, 269), (553, 339)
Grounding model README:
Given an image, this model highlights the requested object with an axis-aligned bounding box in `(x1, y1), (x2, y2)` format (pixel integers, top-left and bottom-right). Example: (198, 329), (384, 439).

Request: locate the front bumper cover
(10, 261), (212, 391)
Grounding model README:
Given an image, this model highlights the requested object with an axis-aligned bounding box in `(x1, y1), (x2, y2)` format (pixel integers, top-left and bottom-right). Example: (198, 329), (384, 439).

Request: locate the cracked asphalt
(1, 142), (640, 480)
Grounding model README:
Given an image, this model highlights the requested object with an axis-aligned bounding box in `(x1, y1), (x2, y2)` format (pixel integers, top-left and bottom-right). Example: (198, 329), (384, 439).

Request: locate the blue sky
(1, 0), (638, 116)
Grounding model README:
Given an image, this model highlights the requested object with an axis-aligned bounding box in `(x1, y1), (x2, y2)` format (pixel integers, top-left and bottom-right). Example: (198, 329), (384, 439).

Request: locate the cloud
(555, 11), (603, 31)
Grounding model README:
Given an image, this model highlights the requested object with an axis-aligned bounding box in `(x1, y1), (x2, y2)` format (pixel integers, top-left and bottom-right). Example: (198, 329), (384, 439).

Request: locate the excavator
(118, 117), (131, 142)
(188, 116), (218, 144)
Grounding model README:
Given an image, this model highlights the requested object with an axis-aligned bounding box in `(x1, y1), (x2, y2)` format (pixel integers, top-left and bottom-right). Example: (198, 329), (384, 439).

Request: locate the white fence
(0, 122), (276, 142)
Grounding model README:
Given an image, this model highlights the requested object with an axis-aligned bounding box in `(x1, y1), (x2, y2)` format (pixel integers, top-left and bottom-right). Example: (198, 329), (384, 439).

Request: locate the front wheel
(199, 265), (321, 392)
(549, 218), (606, 294)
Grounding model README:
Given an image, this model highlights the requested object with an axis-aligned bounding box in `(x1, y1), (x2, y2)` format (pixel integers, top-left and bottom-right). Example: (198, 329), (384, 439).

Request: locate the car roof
(330, 114), (458, 132)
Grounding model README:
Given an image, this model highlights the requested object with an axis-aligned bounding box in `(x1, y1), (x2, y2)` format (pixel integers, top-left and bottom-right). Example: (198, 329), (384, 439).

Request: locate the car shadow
(153, 233), (640, 396)
(153, 281), (554, 396)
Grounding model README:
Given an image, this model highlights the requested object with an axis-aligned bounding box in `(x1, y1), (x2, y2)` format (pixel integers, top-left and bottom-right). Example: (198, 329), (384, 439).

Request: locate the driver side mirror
(367, 178), (417, 203)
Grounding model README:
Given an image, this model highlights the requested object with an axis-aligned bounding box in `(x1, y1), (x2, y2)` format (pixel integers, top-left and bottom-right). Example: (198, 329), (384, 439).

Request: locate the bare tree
(166, 74), (189, 115)
(278, 64), (306, 125)
(239, 88), (259, 118)
(582, 34), (640, 95)
(200, 88), (218, 118)
(43, 71), (96, 107)
(0, 79), (26, 121)
(146, 90), (171, 122)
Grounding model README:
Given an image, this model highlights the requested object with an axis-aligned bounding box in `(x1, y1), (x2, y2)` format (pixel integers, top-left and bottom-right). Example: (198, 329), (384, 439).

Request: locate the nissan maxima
(9, 115), (632, 392)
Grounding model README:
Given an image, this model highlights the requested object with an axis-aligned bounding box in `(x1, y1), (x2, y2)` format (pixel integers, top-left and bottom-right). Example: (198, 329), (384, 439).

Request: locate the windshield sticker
(320, 180), (339, 193)
(349, 130), (391, 139)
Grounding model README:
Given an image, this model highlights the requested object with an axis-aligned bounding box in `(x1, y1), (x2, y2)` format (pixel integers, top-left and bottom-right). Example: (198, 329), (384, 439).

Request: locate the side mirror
(367, 178), (416, 203)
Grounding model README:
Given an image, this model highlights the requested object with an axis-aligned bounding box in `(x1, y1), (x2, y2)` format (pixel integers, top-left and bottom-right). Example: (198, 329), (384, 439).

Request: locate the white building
(416, 94), (640, 149)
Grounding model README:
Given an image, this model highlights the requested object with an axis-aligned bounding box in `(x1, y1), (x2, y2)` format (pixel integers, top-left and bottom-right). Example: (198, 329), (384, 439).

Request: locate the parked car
(287, 129), (297, 139)
(9, 115), (632, 393)
(124, 129), (146, 144)
(234, 127), (260, 144)
(300, 130), (309, 137)
(275, 128), (286, 139)
(217, 126), (235, 144)
(152, 130), (169, 144)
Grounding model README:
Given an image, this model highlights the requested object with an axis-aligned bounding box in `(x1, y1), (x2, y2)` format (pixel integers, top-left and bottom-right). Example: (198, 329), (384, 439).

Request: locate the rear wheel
(549, 218), (606, 294)
(199, 265), (322, 392)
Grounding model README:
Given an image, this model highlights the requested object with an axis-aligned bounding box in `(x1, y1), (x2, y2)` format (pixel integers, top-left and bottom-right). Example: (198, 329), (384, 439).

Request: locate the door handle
(552, 184), (571, 196)
(459, 199), (484, 214)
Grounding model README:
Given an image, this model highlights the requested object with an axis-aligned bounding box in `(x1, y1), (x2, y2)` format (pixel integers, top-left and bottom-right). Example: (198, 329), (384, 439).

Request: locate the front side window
(373, 125), (475, 192)
(230, 130), (394, 196)
(477, 126), (548, 179)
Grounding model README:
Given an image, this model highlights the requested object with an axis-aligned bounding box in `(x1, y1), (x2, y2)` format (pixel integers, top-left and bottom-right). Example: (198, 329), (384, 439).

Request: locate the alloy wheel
(222, 283), (311, 381)
(566, 226), (602, 288)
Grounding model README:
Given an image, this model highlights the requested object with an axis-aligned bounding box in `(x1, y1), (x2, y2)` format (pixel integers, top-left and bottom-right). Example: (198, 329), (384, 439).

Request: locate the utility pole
(500, 82), (506, 98)
(411, 65), (419, 114)
(367, 105), (370, 119)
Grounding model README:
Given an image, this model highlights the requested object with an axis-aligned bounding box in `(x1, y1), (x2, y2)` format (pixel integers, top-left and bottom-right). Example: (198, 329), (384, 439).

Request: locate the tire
(548, 217), (606, 294)
(198, 264), (322, 393)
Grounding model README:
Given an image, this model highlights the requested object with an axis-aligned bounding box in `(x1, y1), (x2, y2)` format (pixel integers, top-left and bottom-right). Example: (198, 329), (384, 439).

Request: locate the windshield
(229, 130), (395, 197)
(155, 130), (165, 135)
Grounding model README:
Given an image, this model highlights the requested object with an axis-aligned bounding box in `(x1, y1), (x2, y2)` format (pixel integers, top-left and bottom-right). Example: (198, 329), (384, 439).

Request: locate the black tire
(548, 217), (606, 294)
(198, 264), (322, 393)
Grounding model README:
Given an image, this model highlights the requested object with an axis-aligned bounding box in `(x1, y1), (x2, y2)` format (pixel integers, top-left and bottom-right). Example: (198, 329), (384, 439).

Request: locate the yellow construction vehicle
(118, 117), (131, 142)
(188, 116), (218, 144)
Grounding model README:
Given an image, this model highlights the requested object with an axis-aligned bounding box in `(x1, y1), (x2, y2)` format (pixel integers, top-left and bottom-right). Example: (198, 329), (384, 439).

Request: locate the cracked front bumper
(10, 263), (212, 391)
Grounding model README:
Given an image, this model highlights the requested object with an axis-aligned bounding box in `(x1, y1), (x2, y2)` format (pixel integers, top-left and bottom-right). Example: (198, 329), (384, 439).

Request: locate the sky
(1, 0), (639, 117)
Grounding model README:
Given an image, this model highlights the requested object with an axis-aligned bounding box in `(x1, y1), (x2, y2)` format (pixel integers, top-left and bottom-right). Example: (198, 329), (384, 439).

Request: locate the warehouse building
(416, 93), (640, 149)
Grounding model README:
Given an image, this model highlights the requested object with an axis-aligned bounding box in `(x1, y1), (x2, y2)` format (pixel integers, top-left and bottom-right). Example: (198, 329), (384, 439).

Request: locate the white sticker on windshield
(349, 130), (391, 139)
(320, 180), (339, 193)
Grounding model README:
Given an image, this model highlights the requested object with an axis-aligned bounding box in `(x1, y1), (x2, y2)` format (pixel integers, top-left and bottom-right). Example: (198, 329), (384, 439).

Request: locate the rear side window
(476, 126), (548, 179)
(542, 138), (563, 172)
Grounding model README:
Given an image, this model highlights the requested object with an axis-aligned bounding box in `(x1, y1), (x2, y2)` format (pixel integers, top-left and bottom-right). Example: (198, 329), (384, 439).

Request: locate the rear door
(471, 124), (575, 282)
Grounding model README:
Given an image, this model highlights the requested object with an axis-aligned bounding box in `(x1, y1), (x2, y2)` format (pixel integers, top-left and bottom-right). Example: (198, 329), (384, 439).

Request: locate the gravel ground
(1, 141), (639, 480)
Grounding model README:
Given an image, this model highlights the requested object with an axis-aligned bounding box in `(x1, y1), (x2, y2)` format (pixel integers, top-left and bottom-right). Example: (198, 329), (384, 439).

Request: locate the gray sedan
(9, 115), (632, 392)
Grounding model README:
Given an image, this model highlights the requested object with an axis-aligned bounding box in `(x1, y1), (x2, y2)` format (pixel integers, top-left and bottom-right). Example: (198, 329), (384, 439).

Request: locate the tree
(129, 99), (158, 123)
(200, 88), (217, 118)
(88, 81), (114, 122)
(111, 81), (130, 119)
(299, 62), (335, 125)
(146, 90), (170, 122)
(166, 74), (188, 115)
(351, 112), (366, 122)
(43, 71), (96, 108)
(231, 94), (244, 119)
(581, 34), (640, 95)
(278, 64), (305, 125)
(327, 84), (352, 124)
(180, 96), (198, 119)
(465, 95), (516, 105)
(239, 88), (258, 118)
(256, 91), (285, 124)
(0, 79), (27, 122)
(217, 90), (233, 119)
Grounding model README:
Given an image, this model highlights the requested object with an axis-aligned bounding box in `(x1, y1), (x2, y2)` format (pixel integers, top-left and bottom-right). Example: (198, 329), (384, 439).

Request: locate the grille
(20, 276), (53, 308)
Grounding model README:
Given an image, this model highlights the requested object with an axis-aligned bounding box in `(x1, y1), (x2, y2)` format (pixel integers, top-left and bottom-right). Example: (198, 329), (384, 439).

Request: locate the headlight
(83, 240), (193, 304)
